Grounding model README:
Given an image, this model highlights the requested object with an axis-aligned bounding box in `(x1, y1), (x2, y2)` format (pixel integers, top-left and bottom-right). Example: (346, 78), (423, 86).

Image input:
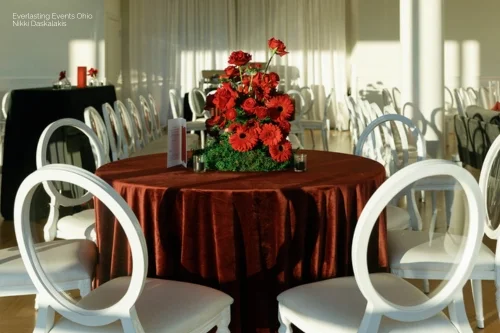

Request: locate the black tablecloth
(1, 86), (116, 220)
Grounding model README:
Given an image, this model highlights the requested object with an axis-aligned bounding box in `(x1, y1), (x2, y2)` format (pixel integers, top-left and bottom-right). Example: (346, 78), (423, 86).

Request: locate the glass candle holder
(193, 155), (206, 173)
(294, 153), (307, 172)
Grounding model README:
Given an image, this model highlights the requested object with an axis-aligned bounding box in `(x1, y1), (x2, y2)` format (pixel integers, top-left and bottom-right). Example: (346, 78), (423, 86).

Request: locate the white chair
(466, 87), (478, 106)
(188, 88), (207, 123)
(83, 106), (111, 163)
(127, 98), (150, 146)
(392, 87), (401, 114)
(382, 88), (394, 108)
(102, 103), (127, 161)
(37, 118), (106, 243)
(292, 89), (333, 151)
(114, 100), (136, 157)
(15, 164), (233, 333)
(287, 90), (306, 146)
(355, 113), (424, 231)
(169, 88), (204, 148)
(277, 160), (485, 333)
(139, 95), (159, 141)
(148, 93), (164, 134)
(1, 91), (10, 120)
(480, 86), (492, 109)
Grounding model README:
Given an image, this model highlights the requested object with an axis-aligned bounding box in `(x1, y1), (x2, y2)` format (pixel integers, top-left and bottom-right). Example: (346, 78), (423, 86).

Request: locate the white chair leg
(33, 304), (55, 333)
(448, 291), (473, 333)
(423, 279), (430, 294)
(216, 306), (231, 333)
(34, 293), (39, 310)
(278, 307), (293, 333)
(200, 131), (205, 149)
(444, 189), (455, 229)
(309, 129), (315, 149)
(420, 190), (426, 202)
(471, 280), (485, 328)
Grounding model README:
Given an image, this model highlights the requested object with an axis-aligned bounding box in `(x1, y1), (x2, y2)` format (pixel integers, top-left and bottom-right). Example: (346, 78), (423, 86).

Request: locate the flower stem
(264, 50), (276, 73)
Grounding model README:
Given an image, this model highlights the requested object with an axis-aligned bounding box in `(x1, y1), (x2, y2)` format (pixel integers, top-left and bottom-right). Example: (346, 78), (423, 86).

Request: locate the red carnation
(269, 141), (292, 162)
(229, 129), (258, 152)
(268, 38), (289, 57)
(241, 98), (258, 114)
(88, 68), (98, 77)
(254, 106), (268, 119)
(259, 123), (283, 146)
(266, 95), (294, 121)
(59, 70), (66, 80)
(226, 108), (237, 120)
(228, 51), (252, 66)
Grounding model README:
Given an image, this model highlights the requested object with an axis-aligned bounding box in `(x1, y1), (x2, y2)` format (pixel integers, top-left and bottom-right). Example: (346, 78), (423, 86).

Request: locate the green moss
(194, 135), (291, 172)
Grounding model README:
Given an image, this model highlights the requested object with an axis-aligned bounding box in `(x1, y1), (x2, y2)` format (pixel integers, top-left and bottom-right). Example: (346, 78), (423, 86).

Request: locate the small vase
(59, 77), (72, 89)
(88, 77), (99, 86)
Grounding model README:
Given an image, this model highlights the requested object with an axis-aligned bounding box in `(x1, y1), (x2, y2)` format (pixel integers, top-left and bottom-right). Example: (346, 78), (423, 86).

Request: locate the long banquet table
(95, 150), (388, 333)
(1, 85), (116, 220)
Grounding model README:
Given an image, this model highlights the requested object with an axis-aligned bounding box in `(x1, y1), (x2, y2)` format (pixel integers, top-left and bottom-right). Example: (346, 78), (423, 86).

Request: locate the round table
(95, 150), (387, 333)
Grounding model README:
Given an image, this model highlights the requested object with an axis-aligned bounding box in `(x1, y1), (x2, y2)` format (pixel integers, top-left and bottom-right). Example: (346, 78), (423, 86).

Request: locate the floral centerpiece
(88, 68), (99, 86)
(199, 38), (294, 172)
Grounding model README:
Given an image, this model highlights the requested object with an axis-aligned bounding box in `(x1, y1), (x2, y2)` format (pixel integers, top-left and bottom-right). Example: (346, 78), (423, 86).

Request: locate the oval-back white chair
(139, 95), (158, 141)
(382, 88), (394, 108)
(459, 87), (472, 108)
(148, 93), (163, 136)
(127, 98), (149, 146)
(102, 103), (126, 161)
(1, 91), (10, 120)
(36, 118), (106, 243)
(114, 100), (136, 156)
(444, 87), (454, 111)
(287, 89), (306, 146)
(454, 89), (466, 117)
(466, 87), (478, 106)
(188, 88), (207, 122)
(169, 89), (182, 119)
(15, 164), (233, 333)
(344, 95), (359, 148)
(299, 86), (315, 119)
(392, 87), (401, 114)
(83, 107), (111, 163)
(277, 160), (485, 333)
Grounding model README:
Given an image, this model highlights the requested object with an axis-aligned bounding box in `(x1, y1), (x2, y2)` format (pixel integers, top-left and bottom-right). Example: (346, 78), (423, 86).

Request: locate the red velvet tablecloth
(94, 150), (387, 333)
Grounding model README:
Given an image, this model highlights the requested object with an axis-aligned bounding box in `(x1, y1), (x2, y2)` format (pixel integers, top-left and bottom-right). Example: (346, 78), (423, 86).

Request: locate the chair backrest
(169, 89), (182, 119)
(1, 91), (11, 120)
(459, 87), (472, 107)
(14, 164), (148, 329)
(148, 93), (162, 136)
(83, 107), (110, 161)
(392, 87), (401, 114)
(127, 98), (149, 146)
(286, 89), (306, 121)
(139, 95), (158, 141)
(454, 89), (466, 117)
(382, 88), (394, 108)
(323, 88), (335, 120)
(188, 88), (206, 119)
(353, 159), (485, 331)
(299, 86), (315, 117)
(480, 86), (492, 109)
(466, 87), (477, 105)
(444, 86), (454, 110)
(102, 103), (126, 161)
(479, 133), (500, 240)
(114, 100), (136, 155)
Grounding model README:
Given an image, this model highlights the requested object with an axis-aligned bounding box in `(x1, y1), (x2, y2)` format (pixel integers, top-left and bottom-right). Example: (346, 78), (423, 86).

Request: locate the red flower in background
(268, 38), (289, 57)
(206, 115), (226, 132)
(223, 66), (239, 78)
(254, 106), (268, 119)
(241, 98), (258, 114)
(59, 70), (66, 80)
(228, 51), (252, 66)
(229, 129), (258, 152)
(276, 119), (291, 135)
(226, 108), (237, 120)
(88, 68), (98, 77)
(269, 141), (292, 162)
(213, 88), (237, 111)
(259, 124), (283, 146)
(245, 119), (262, 136)
(266, 95), (294, 121)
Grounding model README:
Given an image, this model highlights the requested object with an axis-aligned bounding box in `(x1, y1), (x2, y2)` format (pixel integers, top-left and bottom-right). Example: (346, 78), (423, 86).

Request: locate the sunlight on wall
(68, 40), (97, 85)
(444, 41), (460, 89)
(461, 40), (480, 89)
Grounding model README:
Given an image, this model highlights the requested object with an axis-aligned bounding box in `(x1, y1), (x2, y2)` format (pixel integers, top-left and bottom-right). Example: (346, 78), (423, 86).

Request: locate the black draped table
(1, 85), (116, 220)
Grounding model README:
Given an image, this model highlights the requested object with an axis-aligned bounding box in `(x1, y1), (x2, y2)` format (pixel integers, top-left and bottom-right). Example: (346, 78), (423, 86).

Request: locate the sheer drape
(122, 0), (346, 124)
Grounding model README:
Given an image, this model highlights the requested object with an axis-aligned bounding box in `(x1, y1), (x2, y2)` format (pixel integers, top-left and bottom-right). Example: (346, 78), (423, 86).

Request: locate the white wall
(0, 0), (105, 94)
(349, 0), (500, 94)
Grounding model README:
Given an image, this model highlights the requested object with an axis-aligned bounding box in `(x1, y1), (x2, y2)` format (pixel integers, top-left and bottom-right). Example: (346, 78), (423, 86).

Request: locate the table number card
(167, 118), (187, 168)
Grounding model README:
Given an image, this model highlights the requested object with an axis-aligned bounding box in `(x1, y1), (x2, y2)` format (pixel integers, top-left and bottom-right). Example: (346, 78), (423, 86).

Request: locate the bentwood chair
(36, 118), (106, 243)
(15, 164), (233, 333)
(84, 107), (111, 163)
(139, 95), (158, 141)
(277, 160), (485, 332)
(102, 103), (127, 161)
(114, 100), (136, 157)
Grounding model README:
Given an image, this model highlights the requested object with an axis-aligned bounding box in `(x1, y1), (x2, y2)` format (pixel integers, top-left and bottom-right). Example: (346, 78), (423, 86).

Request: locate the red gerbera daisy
(229, 129), (258, 152)
(266, 95), (294, 121)
(259, 123), (283, 146)
(269, 141), (292, 162)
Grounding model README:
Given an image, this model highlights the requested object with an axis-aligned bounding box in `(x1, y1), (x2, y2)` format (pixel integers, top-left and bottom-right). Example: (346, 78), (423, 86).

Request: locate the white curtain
(122, 0), (346, 125)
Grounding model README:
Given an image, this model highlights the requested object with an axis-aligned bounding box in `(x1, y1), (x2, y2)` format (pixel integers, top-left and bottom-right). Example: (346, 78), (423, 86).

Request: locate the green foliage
(195, 135), (291, 172)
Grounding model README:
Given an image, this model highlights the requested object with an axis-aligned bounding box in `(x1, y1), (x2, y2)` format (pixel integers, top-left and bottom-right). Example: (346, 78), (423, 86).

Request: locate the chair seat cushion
(277, 273), (456, 332)
(57, 209), (96, 240)
(0, 239), (96, 288)
(388, 230), (495, 272)
(50, 277), (233, 333)
(387, 205), (410, 231)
